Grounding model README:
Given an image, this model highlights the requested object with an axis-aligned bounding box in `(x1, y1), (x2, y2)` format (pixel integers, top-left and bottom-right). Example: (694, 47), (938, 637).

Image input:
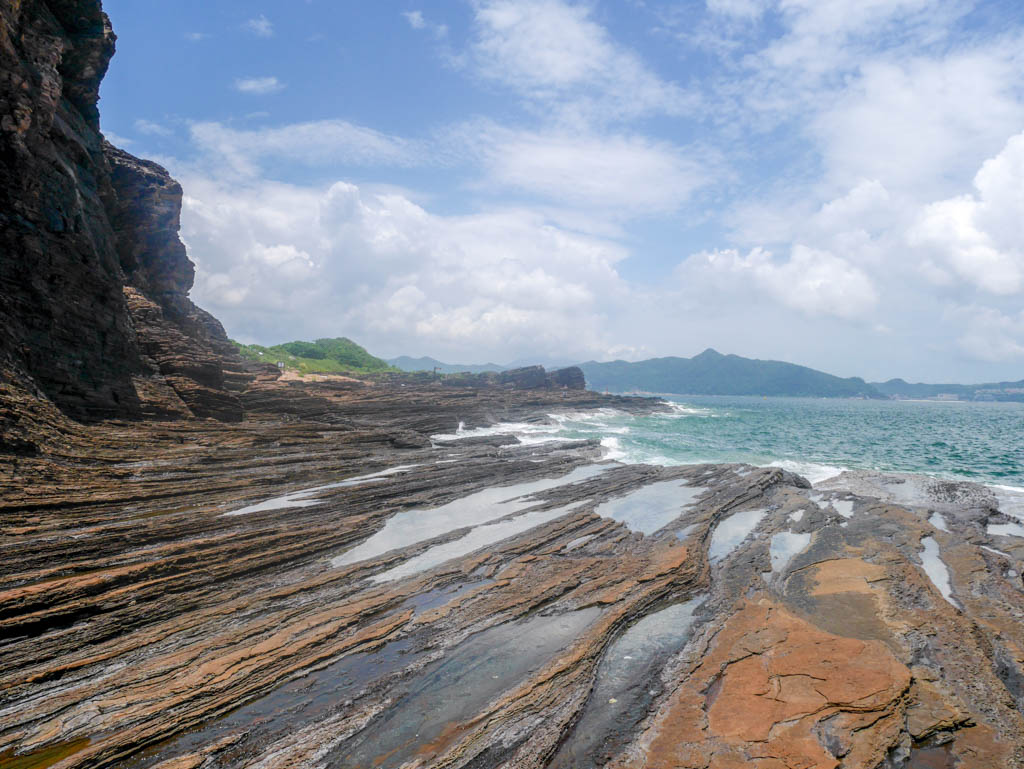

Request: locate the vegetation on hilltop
(232, 337), (395, 375)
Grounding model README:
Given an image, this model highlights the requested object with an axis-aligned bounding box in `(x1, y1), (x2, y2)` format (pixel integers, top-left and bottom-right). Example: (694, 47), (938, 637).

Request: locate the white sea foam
(600, 436), (628, 461)
(767, 459), (845, 485)
(657, 402), (718, 418)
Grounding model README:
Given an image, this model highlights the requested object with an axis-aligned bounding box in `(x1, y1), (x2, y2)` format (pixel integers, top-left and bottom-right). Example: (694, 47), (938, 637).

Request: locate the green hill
(579, 349), (883, 398)
(233, 337), (394, 375)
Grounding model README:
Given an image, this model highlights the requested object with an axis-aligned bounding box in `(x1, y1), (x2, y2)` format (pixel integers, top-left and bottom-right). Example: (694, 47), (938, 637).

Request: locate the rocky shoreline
(4, 386), (1024, 768)
(4, 1), (1024, 767)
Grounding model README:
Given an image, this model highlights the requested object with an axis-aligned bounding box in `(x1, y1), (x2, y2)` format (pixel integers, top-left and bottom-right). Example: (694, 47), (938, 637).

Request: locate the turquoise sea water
(439, 396), (1024, 488)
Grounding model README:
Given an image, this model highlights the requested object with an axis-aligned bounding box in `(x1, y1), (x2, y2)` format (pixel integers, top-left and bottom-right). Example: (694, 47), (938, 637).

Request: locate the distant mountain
(389, 355), (580, 374)
(387, 356), (505, 375)
(502, 355), (580, 370)
(872, 377), (1024, 402)
(579, 349), (883, 398)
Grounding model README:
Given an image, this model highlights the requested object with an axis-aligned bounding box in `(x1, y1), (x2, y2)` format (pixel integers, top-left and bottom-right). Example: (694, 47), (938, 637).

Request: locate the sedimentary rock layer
(2, 381), (1024, 768)
(0, 0), (240, 425)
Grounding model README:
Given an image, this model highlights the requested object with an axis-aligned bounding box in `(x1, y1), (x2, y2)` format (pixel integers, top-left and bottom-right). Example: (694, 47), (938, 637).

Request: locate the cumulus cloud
(234, 77), (285, 95)
(705, 0), (771, 19)
(244, 15), (274, 38)
(812, 51), (1024, 196)
(180, 174), (630, 361)
(910, 132), (1024, 295)
(678, 245), (878, 320)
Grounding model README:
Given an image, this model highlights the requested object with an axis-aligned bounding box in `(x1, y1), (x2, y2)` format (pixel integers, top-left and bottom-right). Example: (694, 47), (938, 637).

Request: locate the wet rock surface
(4, 2), (1024, 767)
(2, 390), (1024, 768)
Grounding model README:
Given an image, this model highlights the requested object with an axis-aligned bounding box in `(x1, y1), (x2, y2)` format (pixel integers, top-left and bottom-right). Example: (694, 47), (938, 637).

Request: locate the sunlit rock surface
(3, 401), (1024, 768)
(3, 2), (1024, 768)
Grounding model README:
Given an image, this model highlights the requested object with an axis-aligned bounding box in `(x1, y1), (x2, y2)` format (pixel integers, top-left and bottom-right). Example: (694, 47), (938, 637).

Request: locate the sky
(99, 0), (1024, 382)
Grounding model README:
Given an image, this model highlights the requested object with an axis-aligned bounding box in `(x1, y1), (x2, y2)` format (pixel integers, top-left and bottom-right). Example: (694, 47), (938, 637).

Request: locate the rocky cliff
(0, 0), (241, 436)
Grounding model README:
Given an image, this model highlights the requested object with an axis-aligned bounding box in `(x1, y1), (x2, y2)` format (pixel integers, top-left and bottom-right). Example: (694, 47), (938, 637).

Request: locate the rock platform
(2, 377), (1024, 768)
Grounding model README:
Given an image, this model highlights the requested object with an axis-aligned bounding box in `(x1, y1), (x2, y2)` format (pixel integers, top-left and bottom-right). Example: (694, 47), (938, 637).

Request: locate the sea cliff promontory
(3, 3), (1024, 769)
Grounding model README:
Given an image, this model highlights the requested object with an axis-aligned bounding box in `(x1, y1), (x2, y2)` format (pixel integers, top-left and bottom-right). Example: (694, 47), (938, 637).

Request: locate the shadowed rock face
(0, 0), (240, 425)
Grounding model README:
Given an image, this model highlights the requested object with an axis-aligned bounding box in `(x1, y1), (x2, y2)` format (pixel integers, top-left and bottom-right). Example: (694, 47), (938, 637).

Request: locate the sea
(438, 395), (1024, 490)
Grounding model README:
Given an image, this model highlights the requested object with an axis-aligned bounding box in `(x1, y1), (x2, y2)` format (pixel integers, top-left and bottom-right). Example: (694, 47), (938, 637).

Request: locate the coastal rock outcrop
(4, 3), (1024, 769)
(0, 0), (239, 425)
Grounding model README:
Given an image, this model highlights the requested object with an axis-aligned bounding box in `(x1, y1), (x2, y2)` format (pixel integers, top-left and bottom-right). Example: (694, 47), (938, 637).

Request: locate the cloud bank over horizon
(102, 0), (1024, 382)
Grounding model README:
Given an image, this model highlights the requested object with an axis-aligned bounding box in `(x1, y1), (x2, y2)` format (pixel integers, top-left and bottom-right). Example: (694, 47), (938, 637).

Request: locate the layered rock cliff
(0, 0), (241, 435)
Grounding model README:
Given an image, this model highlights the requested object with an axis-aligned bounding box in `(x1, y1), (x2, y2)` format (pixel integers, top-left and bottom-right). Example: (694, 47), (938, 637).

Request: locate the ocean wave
(655, 401), (719, 419)
(765, 459), (846, 485)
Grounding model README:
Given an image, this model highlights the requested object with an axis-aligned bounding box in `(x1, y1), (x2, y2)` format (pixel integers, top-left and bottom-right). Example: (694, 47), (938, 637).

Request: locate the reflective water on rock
(223, 465), (421, 517)
(989, 521), (1024, 538)
(920, 536), (957, 606)
(592, 480), (704, 535)
(549, 597), (704, 768)
(331, 465), (608, 569)
(373, 503), (584, 582)
(832, 499), (854, 518)
(770, 531), (812, 573)
(929, 512), (950, 532)
(332, 607), (601, 769)
(709, 508), (767, 562)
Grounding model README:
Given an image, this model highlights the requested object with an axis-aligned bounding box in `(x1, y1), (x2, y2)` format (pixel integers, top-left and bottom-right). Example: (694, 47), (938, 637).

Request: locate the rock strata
(0, 0), (240, 424)
(3, 412), (1024, 768)
(3, 3), (1024, 769)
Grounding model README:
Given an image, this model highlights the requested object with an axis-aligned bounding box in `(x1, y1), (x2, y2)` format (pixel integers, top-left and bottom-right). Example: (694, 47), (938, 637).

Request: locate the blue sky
(101, 0), (1024, 381)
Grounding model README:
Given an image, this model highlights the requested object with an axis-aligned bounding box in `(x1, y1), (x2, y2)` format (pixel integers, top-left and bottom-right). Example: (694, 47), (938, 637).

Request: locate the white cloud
(134, 118), (172, 137)
(462, 124), (707, 214)
(185, 32), (209, 42)
(468, 0), (693, 121)
(233, 77), (286, 95)
(188, 120), (414, 176)
(950, 306), (1024, 363)
(403, 9), (449, 38)
(679, 245), (878, 320)
(812, 50), (1024, 196)
(180, 175), (630, 361)
(706, 0), (771, 18)
(244, 15), (274, 38)
(403, 10), (426, 29)
(909, 132), (1024, 295)
(103, 130), (134, 146)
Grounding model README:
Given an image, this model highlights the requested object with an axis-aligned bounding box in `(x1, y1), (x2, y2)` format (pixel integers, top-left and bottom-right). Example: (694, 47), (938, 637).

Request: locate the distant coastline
(388, 348), (1024, 402)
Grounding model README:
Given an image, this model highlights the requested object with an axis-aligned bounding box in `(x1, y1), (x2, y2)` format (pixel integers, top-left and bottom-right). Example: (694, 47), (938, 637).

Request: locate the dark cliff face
(0, 0), (241, 428)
